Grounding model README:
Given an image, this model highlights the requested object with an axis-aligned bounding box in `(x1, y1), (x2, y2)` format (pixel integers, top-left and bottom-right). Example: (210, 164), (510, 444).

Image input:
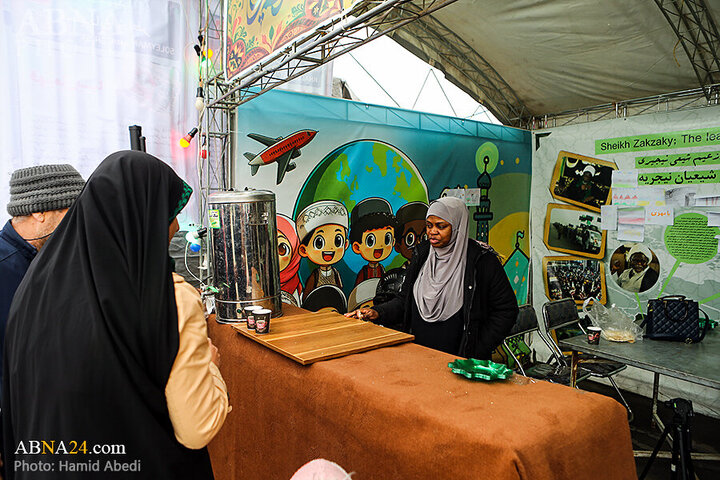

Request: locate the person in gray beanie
(0, 164), (85, 386)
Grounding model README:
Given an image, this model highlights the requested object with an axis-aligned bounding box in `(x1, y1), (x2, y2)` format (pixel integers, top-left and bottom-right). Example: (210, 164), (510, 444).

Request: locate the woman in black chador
(3, 151), (229, 479)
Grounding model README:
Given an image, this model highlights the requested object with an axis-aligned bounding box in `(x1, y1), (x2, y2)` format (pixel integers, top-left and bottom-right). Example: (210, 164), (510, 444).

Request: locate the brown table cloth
(207, 311), (636, 480)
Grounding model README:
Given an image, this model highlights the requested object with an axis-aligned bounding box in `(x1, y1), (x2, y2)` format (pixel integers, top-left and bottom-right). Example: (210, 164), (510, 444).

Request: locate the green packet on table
(448, 358), (513, 381)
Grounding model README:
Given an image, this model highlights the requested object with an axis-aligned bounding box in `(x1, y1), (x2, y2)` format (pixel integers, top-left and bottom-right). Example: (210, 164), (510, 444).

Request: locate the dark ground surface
(580, 380), (720, 479)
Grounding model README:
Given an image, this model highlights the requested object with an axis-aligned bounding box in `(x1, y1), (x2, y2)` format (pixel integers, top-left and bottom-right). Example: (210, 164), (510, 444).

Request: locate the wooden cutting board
(230, 304), (414, 365)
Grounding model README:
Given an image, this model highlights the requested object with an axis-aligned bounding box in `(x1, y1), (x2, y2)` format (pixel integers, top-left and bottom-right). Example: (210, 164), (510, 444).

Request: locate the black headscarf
(2, 151), (212, 479)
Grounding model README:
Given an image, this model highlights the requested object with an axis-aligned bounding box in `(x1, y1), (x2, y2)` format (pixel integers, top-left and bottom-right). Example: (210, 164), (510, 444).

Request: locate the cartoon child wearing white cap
(347, 277), (380, 312)
(616, 244), (658, 293)
(296, 200), (349, 301)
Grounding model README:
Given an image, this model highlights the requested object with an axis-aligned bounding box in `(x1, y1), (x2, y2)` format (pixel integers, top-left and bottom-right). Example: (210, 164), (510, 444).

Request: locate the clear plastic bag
(582, 298), (643, 343)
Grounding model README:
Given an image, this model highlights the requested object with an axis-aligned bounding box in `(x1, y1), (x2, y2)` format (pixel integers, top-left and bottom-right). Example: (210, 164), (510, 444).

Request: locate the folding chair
(503, 304), (591, 387)
(541, 298), (633, 419)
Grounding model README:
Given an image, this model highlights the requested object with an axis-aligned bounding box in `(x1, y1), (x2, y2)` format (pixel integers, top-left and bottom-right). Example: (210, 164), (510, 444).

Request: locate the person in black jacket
(345, 196), (518, 359)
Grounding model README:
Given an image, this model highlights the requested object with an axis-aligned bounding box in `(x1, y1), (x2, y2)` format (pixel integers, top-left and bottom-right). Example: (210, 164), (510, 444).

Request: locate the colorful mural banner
(233, 90), (532, 313)
(225, 0), (361, 81)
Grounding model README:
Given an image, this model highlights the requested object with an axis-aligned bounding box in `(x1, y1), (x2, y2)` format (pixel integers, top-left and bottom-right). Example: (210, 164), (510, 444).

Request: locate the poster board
(531, 105), (720, 417)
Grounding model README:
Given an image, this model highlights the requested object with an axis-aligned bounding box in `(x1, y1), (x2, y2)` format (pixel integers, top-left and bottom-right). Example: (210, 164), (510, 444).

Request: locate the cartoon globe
(294, 140), (428, 290)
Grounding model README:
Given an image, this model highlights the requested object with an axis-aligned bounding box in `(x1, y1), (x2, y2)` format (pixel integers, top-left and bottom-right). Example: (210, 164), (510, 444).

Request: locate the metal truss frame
(384, 6), (528, 127)
(191, 0), (234, 284)
(196, 0), (231, 226)
(194, 0), (720, 190)
(205, 0), (460, 112)
(196, 0), (463, 199)
(193, 0), (460, 276)
(528, 83), (720, 130)
(653, 0), (720, 94)
(526, 0), (720, 129)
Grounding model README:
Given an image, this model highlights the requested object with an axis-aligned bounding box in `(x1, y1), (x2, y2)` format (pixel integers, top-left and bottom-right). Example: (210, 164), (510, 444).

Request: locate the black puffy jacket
(373, 239), (519, 359)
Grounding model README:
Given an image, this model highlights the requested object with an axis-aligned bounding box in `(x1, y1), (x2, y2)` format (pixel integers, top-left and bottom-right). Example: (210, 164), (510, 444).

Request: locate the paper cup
(254, 309), (272, 334)
(587, 326), (602, 345)
(244, 306), (262, 329)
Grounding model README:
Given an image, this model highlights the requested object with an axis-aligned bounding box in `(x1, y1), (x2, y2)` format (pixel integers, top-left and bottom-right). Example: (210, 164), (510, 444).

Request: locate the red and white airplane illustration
(244, 129), (318, 184)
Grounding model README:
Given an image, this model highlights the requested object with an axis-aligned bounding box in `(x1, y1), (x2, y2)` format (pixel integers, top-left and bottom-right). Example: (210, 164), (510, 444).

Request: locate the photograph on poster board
(543, 203), (606, 259)
(550, 151), (617, 212)
(609, 244), (660, 293)
(543, 256), (606, 305)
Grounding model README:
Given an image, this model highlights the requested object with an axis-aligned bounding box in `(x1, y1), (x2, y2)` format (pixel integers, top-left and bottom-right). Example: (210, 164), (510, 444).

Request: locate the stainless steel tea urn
(209, 190), (282, 321)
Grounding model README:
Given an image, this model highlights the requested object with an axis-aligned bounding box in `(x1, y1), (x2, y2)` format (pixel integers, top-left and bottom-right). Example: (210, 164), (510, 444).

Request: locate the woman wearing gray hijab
(346, 197), (518, 358)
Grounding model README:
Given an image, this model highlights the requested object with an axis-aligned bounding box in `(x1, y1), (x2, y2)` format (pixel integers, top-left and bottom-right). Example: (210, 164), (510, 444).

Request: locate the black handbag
(642, 295), (709, 343)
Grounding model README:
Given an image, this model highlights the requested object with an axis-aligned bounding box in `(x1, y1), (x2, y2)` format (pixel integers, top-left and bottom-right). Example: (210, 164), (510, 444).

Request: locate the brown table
(207, 311), (637, 480)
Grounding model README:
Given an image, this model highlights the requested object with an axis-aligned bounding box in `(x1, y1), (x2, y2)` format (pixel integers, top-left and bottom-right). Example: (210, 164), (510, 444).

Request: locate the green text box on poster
(661, 213), (720, 294)
(596, 127), (720, 154)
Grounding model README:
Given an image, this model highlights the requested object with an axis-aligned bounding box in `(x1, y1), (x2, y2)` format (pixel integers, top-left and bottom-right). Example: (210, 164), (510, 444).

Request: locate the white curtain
(0, 0), (200, 225)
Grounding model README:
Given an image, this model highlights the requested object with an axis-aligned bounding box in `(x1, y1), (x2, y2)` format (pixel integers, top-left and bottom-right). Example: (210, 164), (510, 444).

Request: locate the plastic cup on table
(587, 326), (602, 345)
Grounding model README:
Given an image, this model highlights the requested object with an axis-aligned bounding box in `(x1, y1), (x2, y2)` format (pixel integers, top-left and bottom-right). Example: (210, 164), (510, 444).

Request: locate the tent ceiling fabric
(387, 3), (530, 125)
(393, 0), (720, 124)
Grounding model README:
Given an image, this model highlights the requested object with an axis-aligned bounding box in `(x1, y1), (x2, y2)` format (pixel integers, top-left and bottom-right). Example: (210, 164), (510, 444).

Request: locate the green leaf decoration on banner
(269, 26), (275, 40)
(233, 26), (246, 43)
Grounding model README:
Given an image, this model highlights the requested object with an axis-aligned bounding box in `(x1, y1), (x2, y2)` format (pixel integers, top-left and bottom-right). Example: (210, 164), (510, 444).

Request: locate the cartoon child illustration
(350, 197), (397, 287)
(296, 200), (349, 301)
(277, 214), (302, 306)
(302, 285), (348, 314)
(347, 278), (380, 312)
(394, 201), (428, 267)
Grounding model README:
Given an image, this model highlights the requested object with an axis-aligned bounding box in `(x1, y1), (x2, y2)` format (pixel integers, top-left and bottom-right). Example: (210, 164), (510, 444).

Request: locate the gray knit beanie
(7, 164), (85, 216)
